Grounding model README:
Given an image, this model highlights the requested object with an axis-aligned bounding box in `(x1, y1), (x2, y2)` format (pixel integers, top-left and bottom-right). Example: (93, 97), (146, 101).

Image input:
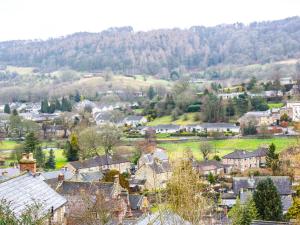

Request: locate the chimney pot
(58, 173), (64, 182)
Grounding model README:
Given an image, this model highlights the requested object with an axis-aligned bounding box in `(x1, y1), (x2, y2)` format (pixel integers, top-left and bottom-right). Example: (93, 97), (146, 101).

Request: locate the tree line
(0, 17), (300, 74)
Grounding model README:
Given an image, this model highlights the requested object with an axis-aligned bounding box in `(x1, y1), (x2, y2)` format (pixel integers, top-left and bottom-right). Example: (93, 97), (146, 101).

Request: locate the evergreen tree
(48, 101), (56, 114)
(64, 134), (79, 162)
(266, 143), (280, 174)
(207, 172), (216, 185)
(4, 104), (10, 114)
(12, 109), (18, 116)
(147, 86), (156, 100)
(35, 146), (45, 168)
(55, 99), (61, 111)
(74, 91), (81, 102)
(41, 99), (49, 113)
(45, 149), (56, 169)
(61, 97), (72, 112)
(253, 178), (283, 221)
(24, 132), (39, 153)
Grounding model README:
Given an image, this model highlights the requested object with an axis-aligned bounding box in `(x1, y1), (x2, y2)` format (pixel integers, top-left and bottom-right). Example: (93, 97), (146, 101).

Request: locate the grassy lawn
(147, 113), (198, 126)
(43, 149), (67, 169)
(159, 137), (298, 161)
(268, 102), (284, 109)
(0, 140), (20, 150)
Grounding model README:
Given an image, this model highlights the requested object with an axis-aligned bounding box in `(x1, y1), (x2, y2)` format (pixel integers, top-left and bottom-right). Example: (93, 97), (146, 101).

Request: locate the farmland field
(147, 112), (199, 126)
(159, 137), (299, 160)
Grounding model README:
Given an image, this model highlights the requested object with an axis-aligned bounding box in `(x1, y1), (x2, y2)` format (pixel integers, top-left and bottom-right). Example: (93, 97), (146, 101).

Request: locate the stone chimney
(19, 153), (36, 174)
(58, 173), (65, 182)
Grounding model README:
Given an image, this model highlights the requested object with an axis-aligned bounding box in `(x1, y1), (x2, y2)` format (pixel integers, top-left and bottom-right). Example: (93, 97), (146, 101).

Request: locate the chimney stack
(19, 153), (36, 174)
(58, 173), (64, 182)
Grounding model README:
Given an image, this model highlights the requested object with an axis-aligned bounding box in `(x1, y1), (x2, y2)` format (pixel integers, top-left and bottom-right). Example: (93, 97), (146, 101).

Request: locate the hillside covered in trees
(0, 17), (300, 75)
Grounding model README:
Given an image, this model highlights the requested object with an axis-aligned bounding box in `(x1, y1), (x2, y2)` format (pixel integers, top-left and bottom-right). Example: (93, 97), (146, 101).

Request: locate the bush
(187, 104), (201, 112)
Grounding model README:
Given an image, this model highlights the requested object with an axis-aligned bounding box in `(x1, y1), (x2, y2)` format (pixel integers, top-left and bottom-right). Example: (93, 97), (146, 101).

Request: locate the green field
(147, 113), (198, 126)
(44, 149), (67, 169)
(268, 102), (284, 109)
(0, 140), (19, 150)
(159, 137), (298, 160)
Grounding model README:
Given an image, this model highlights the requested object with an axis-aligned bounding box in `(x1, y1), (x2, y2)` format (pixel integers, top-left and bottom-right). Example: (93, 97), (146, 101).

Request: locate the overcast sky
(0, 0), (299, 41)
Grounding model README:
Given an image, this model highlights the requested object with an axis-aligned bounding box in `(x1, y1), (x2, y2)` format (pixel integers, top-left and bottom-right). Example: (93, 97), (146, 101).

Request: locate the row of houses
(139, 122), (240, 134)
(239, 101), (300, 127)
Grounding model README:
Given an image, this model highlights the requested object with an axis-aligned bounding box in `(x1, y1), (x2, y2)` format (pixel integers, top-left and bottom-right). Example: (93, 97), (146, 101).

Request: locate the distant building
(66, 155), (131, 174)
(286, 101), (300, 121)
(217, 92), (244, 99)
(186, 123), (240, 133)
(238, 111), (276, 126)
(222, 148), (268, 172)
(280, 77), (295, 86)
(151, 124), (181, 134)
(123, 116), (147, 127)
(192, 160), (232, 175)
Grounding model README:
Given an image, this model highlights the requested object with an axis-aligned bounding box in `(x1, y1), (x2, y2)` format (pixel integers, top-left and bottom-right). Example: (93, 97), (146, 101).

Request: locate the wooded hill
(0, 17), (300, 75)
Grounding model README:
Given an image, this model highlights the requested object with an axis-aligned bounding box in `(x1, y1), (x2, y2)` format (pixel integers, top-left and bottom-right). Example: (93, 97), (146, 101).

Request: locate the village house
(0, 153), (67, 224)
(57, 175), (149, 224)
(66, 155), (131, 174)
(280, 77), (295, 86)
(222, 148), (268, 172)
(134, 148), (172, 190)
(151, 124), (181, 134)
(285, 101), (300, 121)
(192, 160), (232, 176)
(238, 111), (276, 126)
(217, 92), (244, 99)
(0, 173), (67, 224)
(222, 176), (292, 214)
(122, 115), (147, 127)
(186, 123), (240, 134)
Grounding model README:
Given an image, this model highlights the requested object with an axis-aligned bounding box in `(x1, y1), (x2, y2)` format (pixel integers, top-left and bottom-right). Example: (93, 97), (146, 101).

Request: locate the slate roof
(57, 181), (114, 197)
(124, 116), (145, 121)
(149, 161), (171, 174)
(0, 173), (66, 218)
(69, 155), (130, 170)
(223, 148), (267, 159)
(200, 123), (239, 129)
(0, 167), (21, 181)
(152, 124), (180, 130)
(233, 176), (291, 196)
(40, 169), (73, 181)
(192, 160), (228, 171)
(136, 211), (192, 225)
(70, 171), (104, 182)
(129, 194), (143, 210)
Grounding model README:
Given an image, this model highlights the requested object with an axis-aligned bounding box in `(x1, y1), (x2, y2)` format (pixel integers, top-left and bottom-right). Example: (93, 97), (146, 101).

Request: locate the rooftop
(0, 173), (66, 218)
(69, 155), (130, 170)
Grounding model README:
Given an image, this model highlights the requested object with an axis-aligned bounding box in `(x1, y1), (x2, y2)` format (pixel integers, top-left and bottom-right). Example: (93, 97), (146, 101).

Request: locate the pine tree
(41, 99), (49, 113)
(24, 132), (39, 153)
(64, 134), (79, 161)
(55, 99), (61, 111)
(48, 101), (56, 114)
(4, 104), (10, 114)
(74, 91), (81, 102)
(147, 86), (156, 100)
(61, 97), (72, 112)
(12, 109), (18, 116)
(45, 149), (56, 169)
(253, 178), (283, 221)
(266, 143), (278, 167)
(35, 146), (45, 168)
